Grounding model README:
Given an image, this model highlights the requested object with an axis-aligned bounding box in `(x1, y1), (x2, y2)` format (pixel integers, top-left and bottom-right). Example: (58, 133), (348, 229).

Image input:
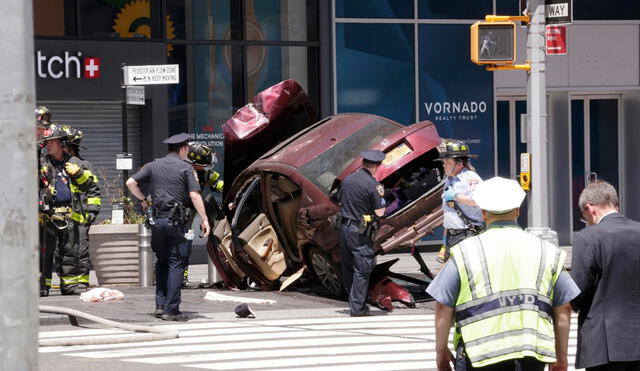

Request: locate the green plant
(97, 169), (146, 224)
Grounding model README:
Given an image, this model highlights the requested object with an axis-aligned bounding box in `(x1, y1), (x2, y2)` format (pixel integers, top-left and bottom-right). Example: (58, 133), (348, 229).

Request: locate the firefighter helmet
(41, 123), (68, 142)
(36, 106), (51, 127)
(63, 125), (84, 146)
(186, 141), (213, 166)
(437, 139), (479, 159)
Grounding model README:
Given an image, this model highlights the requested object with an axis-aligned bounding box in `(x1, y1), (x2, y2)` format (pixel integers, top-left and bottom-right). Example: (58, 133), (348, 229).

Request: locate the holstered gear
(446, 200), (485, 235)
(167, 202), (190, 227)
(358, 214), (380, 238)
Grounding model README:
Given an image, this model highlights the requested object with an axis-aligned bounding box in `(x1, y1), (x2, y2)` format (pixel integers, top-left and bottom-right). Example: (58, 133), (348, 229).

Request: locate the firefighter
(182, 141), (224, 286)
(62, 125), (101, 292)
(435, 139), (483, 263)
(39, 124), (100, 295)
(36, 106), (51, 296)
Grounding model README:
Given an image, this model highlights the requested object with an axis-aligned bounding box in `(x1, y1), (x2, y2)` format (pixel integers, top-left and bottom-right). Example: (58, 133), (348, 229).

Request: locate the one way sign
(545, 0), (572, 25)
(123, 64), (180, 86)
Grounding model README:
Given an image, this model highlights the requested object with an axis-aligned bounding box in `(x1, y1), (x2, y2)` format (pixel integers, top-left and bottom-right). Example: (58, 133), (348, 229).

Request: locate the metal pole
(525, 0), (558, 245)
(0, 1), (38, 369)
(137, 224), (154, 287)
(121, 63), (129, 190)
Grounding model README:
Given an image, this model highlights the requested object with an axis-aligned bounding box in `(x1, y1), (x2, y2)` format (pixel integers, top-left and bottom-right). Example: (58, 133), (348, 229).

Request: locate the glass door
(495, 98), (528, 228)
(571, 96), (620, 231)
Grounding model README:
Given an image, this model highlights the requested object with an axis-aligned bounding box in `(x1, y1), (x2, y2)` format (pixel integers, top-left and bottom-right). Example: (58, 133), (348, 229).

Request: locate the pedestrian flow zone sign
(123, 64), (179, 85)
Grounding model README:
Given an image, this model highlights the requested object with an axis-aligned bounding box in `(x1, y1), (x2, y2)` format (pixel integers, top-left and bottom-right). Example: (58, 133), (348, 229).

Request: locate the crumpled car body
(207, 80), (444, 297)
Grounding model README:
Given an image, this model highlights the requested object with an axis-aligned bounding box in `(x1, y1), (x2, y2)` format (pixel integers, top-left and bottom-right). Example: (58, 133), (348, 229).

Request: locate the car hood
(222, 79), (317, 188)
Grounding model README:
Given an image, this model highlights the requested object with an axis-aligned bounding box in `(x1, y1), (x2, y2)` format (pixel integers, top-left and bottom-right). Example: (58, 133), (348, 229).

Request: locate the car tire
(308, 247), (344, 297)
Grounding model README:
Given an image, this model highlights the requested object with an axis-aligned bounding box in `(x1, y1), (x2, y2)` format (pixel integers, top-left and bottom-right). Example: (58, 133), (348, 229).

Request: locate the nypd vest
(451, 224), (565, 367)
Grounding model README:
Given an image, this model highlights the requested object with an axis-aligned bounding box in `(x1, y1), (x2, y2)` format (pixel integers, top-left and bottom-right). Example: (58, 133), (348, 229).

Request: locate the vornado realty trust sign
(424, 100), (488, 122)
(36, 50), (100, 79)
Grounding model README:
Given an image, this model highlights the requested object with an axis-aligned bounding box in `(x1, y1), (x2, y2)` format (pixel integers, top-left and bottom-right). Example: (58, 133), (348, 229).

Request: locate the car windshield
(299, 118), (399, 194)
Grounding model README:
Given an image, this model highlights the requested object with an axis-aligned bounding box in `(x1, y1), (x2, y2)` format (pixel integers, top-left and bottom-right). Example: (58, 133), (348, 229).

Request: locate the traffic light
(471, 21), (516, 64)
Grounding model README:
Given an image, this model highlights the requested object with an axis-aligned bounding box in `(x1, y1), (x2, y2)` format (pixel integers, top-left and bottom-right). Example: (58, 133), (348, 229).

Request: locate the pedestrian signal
(471, 21), (516, 64)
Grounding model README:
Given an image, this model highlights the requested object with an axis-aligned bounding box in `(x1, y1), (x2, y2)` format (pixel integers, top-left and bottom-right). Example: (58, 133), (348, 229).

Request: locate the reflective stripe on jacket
(451, 225), (565, 367)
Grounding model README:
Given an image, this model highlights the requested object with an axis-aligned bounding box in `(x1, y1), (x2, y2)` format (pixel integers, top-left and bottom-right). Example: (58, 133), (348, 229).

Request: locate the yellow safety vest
(451, 224), (565, 367)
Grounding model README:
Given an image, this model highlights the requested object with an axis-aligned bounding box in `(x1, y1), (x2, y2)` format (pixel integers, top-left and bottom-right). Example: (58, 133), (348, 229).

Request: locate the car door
(230, 176), (287, 284)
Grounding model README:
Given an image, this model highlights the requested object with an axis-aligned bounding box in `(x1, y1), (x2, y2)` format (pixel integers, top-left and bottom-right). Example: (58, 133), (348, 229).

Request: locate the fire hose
(39, 305), (179, 347)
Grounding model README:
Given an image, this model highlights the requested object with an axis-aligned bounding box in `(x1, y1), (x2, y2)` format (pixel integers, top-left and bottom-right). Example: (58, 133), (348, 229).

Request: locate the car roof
(256, 113), (401, 169)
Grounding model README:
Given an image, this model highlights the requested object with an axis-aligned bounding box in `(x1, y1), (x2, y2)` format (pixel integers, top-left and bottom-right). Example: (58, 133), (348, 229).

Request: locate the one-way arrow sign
(545, 0), (572, 25)
(123, 64), (180, 86)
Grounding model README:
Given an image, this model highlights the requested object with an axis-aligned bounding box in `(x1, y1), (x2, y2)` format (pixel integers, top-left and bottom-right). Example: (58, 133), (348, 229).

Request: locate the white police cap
(472, 177), (525, 214)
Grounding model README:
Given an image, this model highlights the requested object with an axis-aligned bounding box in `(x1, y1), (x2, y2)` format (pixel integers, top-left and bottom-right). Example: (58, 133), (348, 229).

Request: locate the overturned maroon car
(206, 80), (444, 308)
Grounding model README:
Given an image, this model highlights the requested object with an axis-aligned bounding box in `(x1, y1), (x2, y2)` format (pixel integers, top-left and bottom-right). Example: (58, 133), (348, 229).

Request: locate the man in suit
(571, 180), (640, 370)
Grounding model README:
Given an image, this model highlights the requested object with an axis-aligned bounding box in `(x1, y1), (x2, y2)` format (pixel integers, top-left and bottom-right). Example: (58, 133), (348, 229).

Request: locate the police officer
(39, 124), (100, 295)
(62, 125), (101, 291)
(182, 141), (224, 286)
(436, 139), (484, 263)
(427, 177), (579, 370)
(126, 133), (211, 322)
(337, 150), (386, 317)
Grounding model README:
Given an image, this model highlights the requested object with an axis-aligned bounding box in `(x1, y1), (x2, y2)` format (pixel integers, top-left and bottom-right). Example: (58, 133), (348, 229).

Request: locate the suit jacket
(571, 213), (640, 368)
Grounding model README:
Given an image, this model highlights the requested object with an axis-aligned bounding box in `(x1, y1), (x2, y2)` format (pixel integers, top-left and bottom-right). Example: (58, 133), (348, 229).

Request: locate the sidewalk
(41, 247), (572, 328)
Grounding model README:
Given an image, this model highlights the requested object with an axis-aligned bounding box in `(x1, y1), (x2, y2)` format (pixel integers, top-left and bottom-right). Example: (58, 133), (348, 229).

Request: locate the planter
(89, 224), (141, 285)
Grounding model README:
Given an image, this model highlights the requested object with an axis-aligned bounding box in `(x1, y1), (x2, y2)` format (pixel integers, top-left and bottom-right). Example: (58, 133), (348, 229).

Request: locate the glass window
(78, 0), (163, 39)
(496, 0), (520, 16)
(233, 178), (262, 231)
(576, 1), (640, 20)
(514, 100), (527, 228)
(33, 0), (73, 36)
(336, 0), (414, 19)
(336, 23), (415, 125)
(418, 24), (494, 178)
(168, 44), (233, 177)
(419, 0), (492, 19)
(166, 0), (230, 40)
(496, 101), (510, 178)
(246, 46), (318, 102)
(246, 0), (317, 41)
(589, 99), (619, 190)
(571, 99), (585, 231)
(299, 119), (400, 194)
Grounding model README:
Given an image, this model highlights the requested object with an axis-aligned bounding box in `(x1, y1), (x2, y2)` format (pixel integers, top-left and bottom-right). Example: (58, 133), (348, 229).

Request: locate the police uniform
(130, 133), (200, 319)
(442, 167), (483, 246)
(337, 150), (385, 316)
(427, 177), (580, 370)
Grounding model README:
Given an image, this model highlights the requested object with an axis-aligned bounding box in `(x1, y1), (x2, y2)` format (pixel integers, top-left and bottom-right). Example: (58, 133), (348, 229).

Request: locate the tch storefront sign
(36, 51), (100, 79)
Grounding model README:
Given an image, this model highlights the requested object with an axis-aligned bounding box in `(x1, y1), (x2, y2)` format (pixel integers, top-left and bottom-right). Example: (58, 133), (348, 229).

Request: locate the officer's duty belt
(341, 218), (359, 226)
(447, 228), (474, 236)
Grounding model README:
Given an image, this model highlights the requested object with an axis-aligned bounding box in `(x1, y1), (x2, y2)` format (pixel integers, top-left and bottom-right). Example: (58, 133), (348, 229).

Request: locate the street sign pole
(121, 63), (129, 193)
(0, 1), (38, 368)
(525, 0), (558, 245)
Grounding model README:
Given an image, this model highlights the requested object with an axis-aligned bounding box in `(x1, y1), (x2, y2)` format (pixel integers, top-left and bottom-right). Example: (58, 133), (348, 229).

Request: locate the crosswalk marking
(40, 314), (581, 371)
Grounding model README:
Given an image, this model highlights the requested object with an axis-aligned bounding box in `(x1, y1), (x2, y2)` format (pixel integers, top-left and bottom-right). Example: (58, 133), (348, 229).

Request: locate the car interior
(268, 174), (302, 262)
(380, 148), (444, 217)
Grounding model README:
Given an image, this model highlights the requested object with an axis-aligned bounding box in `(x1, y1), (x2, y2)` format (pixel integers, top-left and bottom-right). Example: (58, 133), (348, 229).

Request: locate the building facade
(33, 0), (640, 243)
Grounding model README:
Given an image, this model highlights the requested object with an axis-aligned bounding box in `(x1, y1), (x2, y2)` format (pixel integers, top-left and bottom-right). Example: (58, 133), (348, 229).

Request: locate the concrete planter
(89, 224), (141, 285)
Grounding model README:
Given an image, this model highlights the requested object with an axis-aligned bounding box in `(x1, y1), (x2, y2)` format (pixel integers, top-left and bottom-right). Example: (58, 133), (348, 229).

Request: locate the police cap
(234, 303), (255, 318)
(163, 133), (191, 145)
(361, 150), (385, 165)
(472, 176), (525, 214)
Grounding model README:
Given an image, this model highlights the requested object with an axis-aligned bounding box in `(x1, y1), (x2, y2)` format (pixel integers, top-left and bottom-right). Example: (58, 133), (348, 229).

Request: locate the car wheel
(308, 248), (344, 297)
